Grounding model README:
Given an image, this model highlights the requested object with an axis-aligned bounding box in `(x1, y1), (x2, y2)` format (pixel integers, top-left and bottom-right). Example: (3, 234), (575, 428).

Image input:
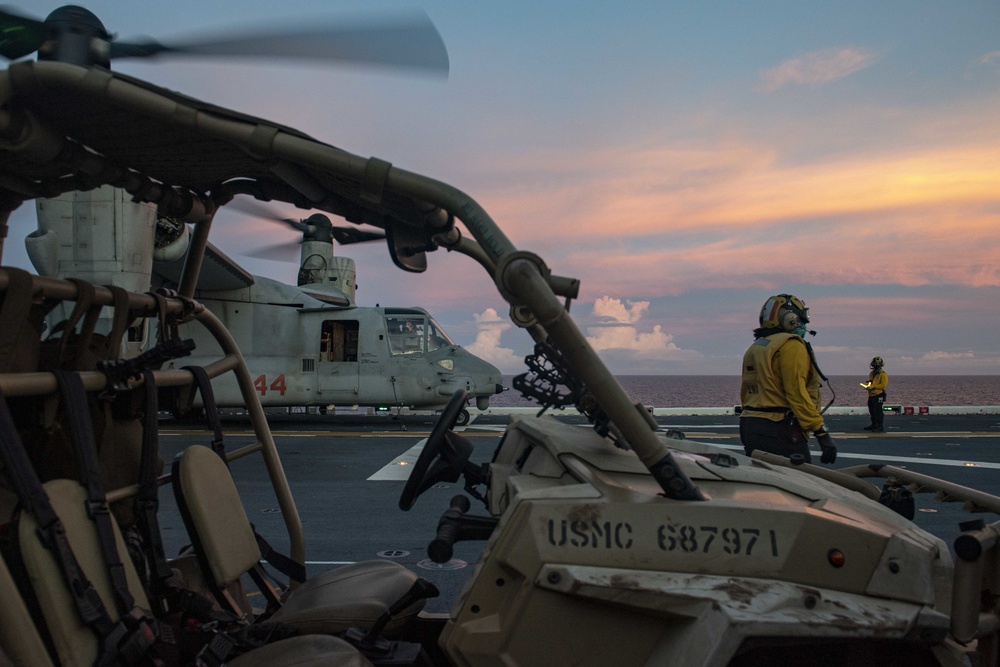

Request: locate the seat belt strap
(0, 267), (32, 372)
(52, 372), (163, 664)
(53, 370), (137, 616)
(136, 369), (173, 598)
(182, 365), (227, 465)
(0, 386), (116, 639)
(253, 531), (306, 584)
(182, 365), (306, 585)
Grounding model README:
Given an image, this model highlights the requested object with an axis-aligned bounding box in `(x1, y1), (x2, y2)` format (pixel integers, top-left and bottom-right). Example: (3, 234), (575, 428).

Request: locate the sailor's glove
(815, 429), (837, 464)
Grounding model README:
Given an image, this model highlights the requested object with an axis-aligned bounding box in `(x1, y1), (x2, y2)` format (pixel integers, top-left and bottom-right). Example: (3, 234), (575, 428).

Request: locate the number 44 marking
(254, 374), (287, 396)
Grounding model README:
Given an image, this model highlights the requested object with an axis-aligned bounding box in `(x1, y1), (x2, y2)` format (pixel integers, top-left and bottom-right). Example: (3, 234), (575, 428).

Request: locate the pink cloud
(593, 296), (649, 323)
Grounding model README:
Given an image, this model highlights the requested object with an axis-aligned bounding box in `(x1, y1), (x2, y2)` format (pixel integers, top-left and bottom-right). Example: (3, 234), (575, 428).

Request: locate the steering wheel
(399, 389), (470, 511)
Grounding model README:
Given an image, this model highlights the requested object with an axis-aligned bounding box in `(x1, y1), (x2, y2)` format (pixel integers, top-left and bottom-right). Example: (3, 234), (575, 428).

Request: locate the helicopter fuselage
(169, 277), (504, 410)
(27, 187), (504, 412)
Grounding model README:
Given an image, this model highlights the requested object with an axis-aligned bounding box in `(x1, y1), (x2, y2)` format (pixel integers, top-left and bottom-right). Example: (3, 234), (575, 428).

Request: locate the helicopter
(0, 4), (998, 667)
(12, 5), (504, 422)
(26, 188), (505, 422)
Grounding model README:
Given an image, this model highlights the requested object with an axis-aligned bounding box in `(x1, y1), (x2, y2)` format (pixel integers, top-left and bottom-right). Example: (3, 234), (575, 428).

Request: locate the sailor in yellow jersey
(861, 356), (889, 432)
(740, 294), (837, 464)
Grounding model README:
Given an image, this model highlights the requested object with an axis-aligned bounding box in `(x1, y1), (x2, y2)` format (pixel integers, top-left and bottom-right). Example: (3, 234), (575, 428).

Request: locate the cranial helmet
(871, 356), (884, 370)
(759, 294), (810, 333)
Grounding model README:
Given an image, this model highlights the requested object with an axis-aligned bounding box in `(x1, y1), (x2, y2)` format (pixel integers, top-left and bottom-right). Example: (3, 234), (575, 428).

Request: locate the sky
(6, 1), (1000, 377)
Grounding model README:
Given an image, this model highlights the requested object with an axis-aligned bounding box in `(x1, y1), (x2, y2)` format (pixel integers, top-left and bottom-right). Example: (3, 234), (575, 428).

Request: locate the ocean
(492, 375), (1000, 409)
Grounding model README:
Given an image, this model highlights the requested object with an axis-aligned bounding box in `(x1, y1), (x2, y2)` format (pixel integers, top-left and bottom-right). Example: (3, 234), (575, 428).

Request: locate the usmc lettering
(547, 519), (633, 549)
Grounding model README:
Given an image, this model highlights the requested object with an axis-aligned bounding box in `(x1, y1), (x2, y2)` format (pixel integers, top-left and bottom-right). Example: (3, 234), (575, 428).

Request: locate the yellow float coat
(867, 369), (888, 396)
(740, 333), (825, 433)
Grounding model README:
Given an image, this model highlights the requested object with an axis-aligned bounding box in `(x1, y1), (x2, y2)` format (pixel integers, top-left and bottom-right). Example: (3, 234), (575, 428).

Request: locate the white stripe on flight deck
(369, 439), (429, 480)
(369, 438), (1000, 481)
(706, 443), (1000, 469)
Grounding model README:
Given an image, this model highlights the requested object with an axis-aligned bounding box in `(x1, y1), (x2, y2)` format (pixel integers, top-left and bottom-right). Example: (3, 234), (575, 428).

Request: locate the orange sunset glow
(4, 1), (999, 377)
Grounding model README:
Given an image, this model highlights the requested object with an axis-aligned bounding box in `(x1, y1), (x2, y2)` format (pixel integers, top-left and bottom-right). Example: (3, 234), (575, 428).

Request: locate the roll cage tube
(0, 68), (701, 503)
(378, 171), (705, 502)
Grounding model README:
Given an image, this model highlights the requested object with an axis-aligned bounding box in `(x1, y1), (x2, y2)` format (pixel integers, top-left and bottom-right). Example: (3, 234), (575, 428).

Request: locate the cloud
(593, 296), (648, 324)
(585, 296), (700, 362)
(464, 308), (524, 372)
(979, 51), (1000, 65)
(919, 351), (975, 362)
(490, 135), (1000, 297)
(758, 47), (880, 92)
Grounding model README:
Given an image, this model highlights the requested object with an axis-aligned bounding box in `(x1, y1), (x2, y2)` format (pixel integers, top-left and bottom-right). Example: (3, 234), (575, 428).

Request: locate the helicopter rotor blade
(242, 240), (302, 262)
(226, 199), (385, 246)
(0, 6), (46, 60)
(109, 10), (448, 75)
(330, 227), (386, 245)
(225, 199), (312, 232)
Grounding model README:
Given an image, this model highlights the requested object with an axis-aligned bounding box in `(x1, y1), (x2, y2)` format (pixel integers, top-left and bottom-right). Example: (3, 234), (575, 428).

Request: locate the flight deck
(158, 410), (1000, 613)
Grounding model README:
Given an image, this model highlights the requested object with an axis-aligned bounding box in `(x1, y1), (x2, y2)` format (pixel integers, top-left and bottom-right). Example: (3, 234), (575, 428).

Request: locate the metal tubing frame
(751, 451), (882, 500)
(838, 463), (1000, 515)
(0, 269), (306, 567)
(18, 61), (701, 499)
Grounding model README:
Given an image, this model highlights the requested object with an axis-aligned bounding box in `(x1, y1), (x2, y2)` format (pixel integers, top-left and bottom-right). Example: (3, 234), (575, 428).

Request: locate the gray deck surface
(158, 411), (1000, 613)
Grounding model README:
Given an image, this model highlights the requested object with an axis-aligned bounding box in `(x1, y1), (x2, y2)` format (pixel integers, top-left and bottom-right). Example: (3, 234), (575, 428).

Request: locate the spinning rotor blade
(242, 241), (302, 262)
(229, 198), (387, 261)
(226, 199), (310, 233)
(0, 6), (46, 59)
(330, 228), (386, 245)
(109, 10), (449, 74)
(227, 199), (386, 250)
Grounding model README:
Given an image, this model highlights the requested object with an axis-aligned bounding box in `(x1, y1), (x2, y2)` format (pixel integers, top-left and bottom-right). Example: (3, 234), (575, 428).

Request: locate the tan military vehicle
(0, 5), (997, 666)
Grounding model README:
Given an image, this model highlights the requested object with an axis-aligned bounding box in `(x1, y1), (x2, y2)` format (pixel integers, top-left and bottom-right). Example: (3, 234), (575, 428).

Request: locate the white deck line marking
(368, 439), (429, 480)
(707, 443), (1000, 468)
(370, 440), (1000, 480)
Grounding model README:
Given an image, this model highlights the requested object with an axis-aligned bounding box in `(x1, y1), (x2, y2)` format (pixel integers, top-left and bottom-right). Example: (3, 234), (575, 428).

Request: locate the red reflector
(828, 549), (845, 568)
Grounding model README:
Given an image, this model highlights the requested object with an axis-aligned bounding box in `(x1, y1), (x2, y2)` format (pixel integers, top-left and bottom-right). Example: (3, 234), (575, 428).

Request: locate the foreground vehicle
(0, 15), (998, 667)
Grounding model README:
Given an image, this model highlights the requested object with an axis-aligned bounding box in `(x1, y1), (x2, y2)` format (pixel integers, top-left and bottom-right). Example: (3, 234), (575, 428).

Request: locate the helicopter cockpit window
(386, 317), (426, 355)
(320, 320), (359, 362)
(426, 318), (455, 352)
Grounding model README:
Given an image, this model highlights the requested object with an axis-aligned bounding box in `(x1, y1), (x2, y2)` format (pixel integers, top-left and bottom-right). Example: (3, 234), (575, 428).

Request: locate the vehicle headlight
(437, 359), (454, 371)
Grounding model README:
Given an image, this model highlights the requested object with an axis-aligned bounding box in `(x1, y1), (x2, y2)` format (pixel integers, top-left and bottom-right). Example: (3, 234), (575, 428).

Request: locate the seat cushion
(271, 560), (424, 635)
(18, 479), (151, 667)
(226, 635), (374, 667)
(174, 445), (261, 587)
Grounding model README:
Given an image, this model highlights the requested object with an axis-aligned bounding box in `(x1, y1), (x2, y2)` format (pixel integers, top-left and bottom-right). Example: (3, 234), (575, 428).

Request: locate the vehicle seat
(15, 479), (152, 667)
(171, 444), (427, 636)
(16, 478), (375, 667)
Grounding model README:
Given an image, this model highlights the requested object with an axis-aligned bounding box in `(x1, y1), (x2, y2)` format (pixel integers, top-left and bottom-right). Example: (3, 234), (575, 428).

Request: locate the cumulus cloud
(758, 47), (880, 92)
(465, 308), (524, 372)
(585, 297), (700, 362)
(593, 296), (649, 324)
